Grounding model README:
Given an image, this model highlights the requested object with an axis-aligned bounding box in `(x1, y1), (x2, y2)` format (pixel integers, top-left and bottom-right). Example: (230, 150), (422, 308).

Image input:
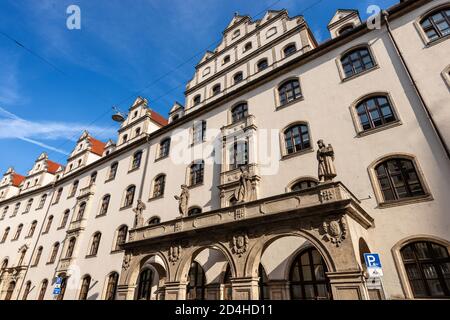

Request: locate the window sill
(57, 226), (66, 231)
(85, 254), (97, 259)
(425, 34), (450, 48)
(341, 65), (379, 83)
(96, 213), (107, 218)
(281, 147), (314, 161)
(110, 249), (124, 254)
(67, 195), (76, 200)
(356, 121), (402, 138)
(275, 96), (304, 111)
(46, 262), (55, 265)
(127, 167), (141, 174)
(188, 182), (204, 189)
(155, 155), (169, 162)
(41, 231), (49, 235)
(148, 195), (164, 202)
(120, 205), (133, 211)
(377, 194), (433, 209)
(190, 140), (206, 148)
(104, 177), (116, 184)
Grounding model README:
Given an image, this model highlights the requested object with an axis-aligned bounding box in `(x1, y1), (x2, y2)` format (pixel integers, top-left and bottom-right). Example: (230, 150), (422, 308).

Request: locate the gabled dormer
(103, 139), (116, 156)
(21, 153), (63, 192)
(116, 97), (168, 150)
(65, 131), (106, 174)
(168, 102), (184, 124)
(0, 167), (24, 200)
(327, 9), (361, 39)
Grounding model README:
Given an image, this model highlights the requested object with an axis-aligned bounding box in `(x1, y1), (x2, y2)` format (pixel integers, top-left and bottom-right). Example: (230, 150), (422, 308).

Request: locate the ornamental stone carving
(174, 185), (189, 217)
(168, 245), (182, 264)
(122, 253), (131, 271)
(133, 200), (146, 228)
(231, 233), (249, 257)
(322, 217), (347, 247)
(317, 140), (337, 183)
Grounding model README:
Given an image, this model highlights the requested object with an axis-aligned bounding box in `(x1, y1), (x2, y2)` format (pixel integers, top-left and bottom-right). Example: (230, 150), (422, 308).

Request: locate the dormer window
(232, 29), (240, 39)
(193, 95), (201, 106)
(135, 127), (141, 137)
(338, 24), (354, 36)
(212, 84), (221, 96)
(122, 134), (128, 144)
(283, 43), (297, 57)
(233, 72), (244, 85)
(133, 111), (138, 119)
(244, 42), (252, 52)
(257, 59), (269, 72)
(77, 159), (82, 167)
(223, 55), (230, 65)
(79, 144), (83, 150)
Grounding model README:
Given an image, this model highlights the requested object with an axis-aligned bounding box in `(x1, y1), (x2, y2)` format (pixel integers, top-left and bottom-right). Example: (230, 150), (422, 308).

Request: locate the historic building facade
(0, 0), (449, 300)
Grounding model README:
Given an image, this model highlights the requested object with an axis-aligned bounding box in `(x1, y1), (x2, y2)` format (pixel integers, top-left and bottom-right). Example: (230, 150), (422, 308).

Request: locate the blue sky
(0, 0), (398, 175)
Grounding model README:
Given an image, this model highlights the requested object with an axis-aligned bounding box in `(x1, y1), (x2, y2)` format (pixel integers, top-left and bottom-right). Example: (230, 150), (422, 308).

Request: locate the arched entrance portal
(134, 255), (168, 300)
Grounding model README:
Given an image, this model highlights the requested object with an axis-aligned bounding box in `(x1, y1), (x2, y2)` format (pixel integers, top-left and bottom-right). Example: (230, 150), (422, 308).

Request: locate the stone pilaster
(267, 280), (290, 300)
(164, 281), (187, 300)
(327, 270), (368, 300)
(116, 284), (136, 300)
(205, 283), (222, 300)
(230, 277), (259, 300)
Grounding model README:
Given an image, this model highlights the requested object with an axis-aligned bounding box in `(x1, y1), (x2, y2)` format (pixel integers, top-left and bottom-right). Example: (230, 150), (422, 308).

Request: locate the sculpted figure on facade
(234, 166), (252, 203)
(317, 140), (337, 183)
(133, 200), (146, 228)
(168, 245), (182, 264)
(174, 185), (189, 217)
(231, 233), (249, 257)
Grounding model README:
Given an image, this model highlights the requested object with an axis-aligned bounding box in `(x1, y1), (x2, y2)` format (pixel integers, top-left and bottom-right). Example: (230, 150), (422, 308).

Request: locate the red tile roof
(88, 137), (107, 156)
(150, 110), (168, 127)
(11, 173), (25, 187)
(46, 160), (63, 174)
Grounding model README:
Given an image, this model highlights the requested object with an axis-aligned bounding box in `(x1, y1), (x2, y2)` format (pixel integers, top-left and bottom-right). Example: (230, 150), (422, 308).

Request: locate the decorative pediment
(225, 13), (249, 31)
(328, 9), (359, 27)
(104, 139), (115, 148)
(170, 102), (184, 114)
(37, 152), (48, 161)
(130, 96), (148, 110)
(260, 10), (284, 24)
(78, 130), (90, 142)
(5, 167), (14, 175)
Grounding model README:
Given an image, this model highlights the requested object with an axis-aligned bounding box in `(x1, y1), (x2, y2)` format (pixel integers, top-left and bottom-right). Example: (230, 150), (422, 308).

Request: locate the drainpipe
(382, 11), (450, 160)
(16, 185), (56, 300)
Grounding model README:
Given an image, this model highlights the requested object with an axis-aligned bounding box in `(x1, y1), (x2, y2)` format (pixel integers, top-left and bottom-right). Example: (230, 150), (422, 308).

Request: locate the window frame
(280, 122), (313, 158)
(151, 174), (166, 199)
(282, 43), (297, 58)
(189, 160), (205, 187)
(130, 151), (143, 171)
(277, 78), (303, 107)
(416, 5), (450, 45)
(337, 44), (378, 81)
(233, 71), (244, 85)
(287, 177), (319, 192)
(158, 138), (171, 159)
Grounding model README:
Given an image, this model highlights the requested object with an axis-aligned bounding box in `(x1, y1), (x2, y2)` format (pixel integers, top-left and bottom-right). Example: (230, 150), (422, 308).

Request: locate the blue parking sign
(364, 253), (382, 268)
(53, 287), (61, 295)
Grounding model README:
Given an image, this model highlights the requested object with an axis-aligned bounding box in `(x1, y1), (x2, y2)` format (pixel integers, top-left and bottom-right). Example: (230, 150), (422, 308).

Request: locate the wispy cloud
(0, 106), (116, 155)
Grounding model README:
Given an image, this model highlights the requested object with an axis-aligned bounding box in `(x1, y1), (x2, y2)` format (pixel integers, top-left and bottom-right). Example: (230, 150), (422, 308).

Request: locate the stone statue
(317, 140), (337, 183)
(174, 185), (189, 217)
(132, 200), (146, 228)
(234, 166), (252, 202)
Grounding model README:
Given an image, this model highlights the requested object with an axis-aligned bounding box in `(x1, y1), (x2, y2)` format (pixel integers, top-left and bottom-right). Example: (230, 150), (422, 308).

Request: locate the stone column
(164, 281), (187, 300)
(327, 270), (369, 300)
(205, 283), (222, 300)
(231, 277), (259, 300)
(116, 284), (136, 300)
(267, 280), (290, 300)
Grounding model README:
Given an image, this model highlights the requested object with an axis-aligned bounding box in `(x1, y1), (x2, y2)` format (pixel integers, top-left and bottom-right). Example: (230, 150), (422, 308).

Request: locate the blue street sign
(364, 253), (382, 269)
(55, 277), (62, 285)
(53, 287), (61, 295)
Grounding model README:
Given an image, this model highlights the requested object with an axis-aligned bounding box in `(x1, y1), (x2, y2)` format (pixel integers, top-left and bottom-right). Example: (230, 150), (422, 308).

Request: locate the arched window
(33, 246), (43, 266)
(278, 79), (302, 106)
(25, 198), (33, 213)
(232, 29), (240, 39)
(148, 216), (161, 225)
(284, 124), (311, 155)
(123, 185), (136, 207)
(2, 206), (9, 219)
(193, 95), (201, 106)
(233, 72), (244, 84)
(105, 272), (119, 300)
(54, 188), (63, 204)
(229, 196), (238, 207)
(290, 247), (331, 300)
(341, 47), (375, 78)
(153, 175), (166, 198)
(291, 179), (318, 192)
(69, 180), (79, 198)
(159, 138), (171, 158)
(283, 43), (297, 57)
(186, 261), (206, 300)
(375, 158), (425, 202)
(131, 151), (143, 170)
(1, 227), (10, 243)
(60, 210), (70, 228)
(66, 237), (76, 258)
(137, 268), (153, 300)
(212, 84), (221, 96)
(420, 8), (450, 42)
(38, 279), (48, 300)
(188, 207), (202, 217)
(356, 96), (397, 131)
(22, 281), (32, 300)
(122, 134), (128, 144)
(231, 103), (248, 124)
(28, 220), (38, 238)
(89, 232), (102, 256)
(14, 224), (23, 240)
(257, 59), (269, 72)
(259, 264), (270, 300)
(223, 55), (230, 65)
(18, 248), (27, 266)
(43, 215), (53, 233)
(13, 202), (20, 216)
(115, 225), (128, 250)
(244, 42), (252, 52)
(75, 202), (86, 221)
(90, 171), (97, 185)
(99, 195), (110, 216)
(49, 242), (60, 264)
(229, 141), (249, 171)
(135, 127), (141, 137)
(1, 258), (8, 270)
(38, 194), (47, 209)
(79, 275), (91, 300)
(108, 162), (118, 180)
(190, 161), (205, 186)
(401, 241), (450, 298)
(171, 114), (180, 122)
(5, 281), (16, 300)
(338, 24), (354, 35)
